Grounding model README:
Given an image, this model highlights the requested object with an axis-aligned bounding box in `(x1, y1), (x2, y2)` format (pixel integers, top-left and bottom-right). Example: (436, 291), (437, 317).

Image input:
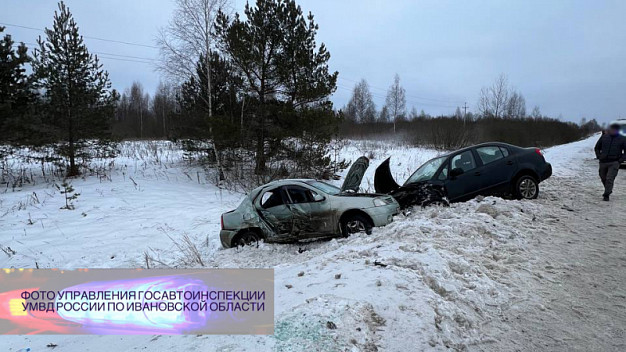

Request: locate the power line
(338, 76), (463, 105)
(0, 21), (159, 49)
(12, 43), (156, 64)
(92, 51), (156, 62)
(97, 55), (155, 64)
(336, 84), (459, 108)
(4, 21), (461, 108)
(336, 84), (459, 109)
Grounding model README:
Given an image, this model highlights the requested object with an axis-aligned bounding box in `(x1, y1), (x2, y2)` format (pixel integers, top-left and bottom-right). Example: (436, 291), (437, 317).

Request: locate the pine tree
(216, 0), (338, 174)
(179, 53), (241, 119)
(32, 1), (117, 176)
(0, 26), (33, 146)
(57, 180), (80, 210)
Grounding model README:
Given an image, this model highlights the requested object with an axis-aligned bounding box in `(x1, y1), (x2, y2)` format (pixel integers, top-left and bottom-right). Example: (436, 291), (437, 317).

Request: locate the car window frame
(306, 180), (339, 196)
(450, 149), (478, 173)
(284, 184), (325, 204)
(436, 159), (450, 180)
(475, 145), (506, 166)
(405, 156), (449, 184)
(258, 186), (289, 209)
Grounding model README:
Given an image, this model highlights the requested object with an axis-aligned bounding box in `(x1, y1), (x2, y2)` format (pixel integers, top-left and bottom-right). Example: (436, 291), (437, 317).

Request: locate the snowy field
(1, 135), (625, 351)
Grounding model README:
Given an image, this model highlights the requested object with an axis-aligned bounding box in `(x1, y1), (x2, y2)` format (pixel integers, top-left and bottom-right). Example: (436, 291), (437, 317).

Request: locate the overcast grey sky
(2, 0), (625, 123)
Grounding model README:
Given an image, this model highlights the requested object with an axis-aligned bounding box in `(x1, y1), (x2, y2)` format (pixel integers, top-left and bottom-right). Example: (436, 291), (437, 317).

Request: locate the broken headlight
(373, 198), (388, 207)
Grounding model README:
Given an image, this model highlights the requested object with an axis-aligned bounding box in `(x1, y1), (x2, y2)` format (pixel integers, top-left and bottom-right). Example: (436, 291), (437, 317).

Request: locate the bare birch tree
(504, 91), (526, 119)
(156, 0), (232, 180)
(478, 73), (509, 118)
(345, 79), (376, 123)
(385, 73), (406, 133)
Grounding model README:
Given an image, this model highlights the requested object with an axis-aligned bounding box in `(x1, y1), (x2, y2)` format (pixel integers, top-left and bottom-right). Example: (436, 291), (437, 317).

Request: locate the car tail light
(220, 214), (224, 230)
(535, 148), (543, 156)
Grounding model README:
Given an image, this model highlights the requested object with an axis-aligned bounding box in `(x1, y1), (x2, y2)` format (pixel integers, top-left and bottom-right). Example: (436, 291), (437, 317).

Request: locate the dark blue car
(375, 142), (552, 208)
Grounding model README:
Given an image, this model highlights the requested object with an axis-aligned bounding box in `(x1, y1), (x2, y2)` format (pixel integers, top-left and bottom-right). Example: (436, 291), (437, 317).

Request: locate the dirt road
(485, 159), (626, 351)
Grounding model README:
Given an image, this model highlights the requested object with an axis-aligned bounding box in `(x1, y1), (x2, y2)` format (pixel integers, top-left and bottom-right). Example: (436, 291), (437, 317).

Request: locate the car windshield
(404, 156), (446, 185)
(307, 181), (340, 195)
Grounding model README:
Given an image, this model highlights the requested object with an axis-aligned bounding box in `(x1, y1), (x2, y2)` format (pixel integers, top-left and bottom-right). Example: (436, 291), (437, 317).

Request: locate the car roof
(249, 178), (318, 195)
(263, 178), (317, 187)
(438, 142), (521, 158)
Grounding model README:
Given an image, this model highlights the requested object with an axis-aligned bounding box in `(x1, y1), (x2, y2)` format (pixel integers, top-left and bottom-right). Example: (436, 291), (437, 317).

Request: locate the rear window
(476, 146), (505, 165)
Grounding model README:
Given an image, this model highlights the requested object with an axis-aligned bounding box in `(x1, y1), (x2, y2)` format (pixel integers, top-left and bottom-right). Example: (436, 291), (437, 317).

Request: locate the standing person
(594, 123), (626, 201)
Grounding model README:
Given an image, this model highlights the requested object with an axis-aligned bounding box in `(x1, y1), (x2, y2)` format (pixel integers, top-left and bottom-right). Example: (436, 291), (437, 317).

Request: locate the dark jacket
(595, 133), (626, 163)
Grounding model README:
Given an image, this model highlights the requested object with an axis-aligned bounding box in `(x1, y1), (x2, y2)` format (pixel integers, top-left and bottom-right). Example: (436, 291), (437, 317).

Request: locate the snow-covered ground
(1, 135), (624, 351)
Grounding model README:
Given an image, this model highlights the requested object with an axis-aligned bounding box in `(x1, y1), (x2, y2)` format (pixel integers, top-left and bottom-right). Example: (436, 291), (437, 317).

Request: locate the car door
(474, 145), (517, 194)
(284, 185), (333, 237)
(256, 187), (294, 236)
(444, 150), (483, 201)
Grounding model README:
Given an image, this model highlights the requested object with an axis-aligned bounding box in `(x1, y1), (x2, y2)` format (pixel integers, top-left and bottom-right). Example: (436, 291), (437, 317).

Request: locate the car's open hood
(340, 156), (369, 193)
(374, 157), (400, 194)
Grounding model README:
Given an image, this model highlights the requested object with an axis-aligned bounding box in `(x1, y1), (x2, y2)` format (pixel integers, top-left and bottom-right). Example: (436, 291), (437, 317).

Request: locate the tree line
(0, 0), (340, 184)
(340, 73), (600, 149)
(0, 0), (601, 182)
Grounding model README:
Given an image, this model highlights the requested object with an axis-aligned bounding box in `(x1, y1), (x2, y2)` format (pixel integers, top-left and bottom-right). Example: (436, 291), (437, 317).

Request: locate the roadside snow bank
(205, 194), (548, 350)
(1, 134), (608, 351)
(543, 133), (599, 177)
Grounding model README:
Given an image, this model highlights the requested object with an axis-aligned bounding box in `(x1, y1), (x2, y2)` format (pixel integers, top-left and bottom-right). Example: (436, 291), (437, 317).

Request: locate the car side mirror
(312, 193), (326, 202)
(450, 168), (464, 178)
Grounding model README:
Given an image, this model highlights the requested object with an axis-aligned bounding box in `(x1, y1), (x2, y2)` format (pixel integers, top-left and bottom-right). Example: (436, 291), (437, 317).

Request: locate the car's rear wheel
(514, 175), (539, 199)
(233, 230), (260, 248)
(340, 214), (373, 237)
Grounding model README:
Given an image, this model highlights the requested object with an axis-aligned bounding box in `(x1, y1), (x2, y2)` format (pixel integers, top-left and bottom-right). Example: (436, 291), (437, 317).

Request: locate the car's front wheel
(233, 230), (260, 248)
(514, 175), (539, 199)
(340, 214), (373, 237)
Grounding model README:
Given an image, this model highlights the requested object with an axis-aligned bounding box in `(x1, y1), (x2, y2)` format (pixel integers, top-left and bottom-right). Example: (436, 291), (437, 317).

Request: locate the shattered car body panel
(220, 174), (400, 248)
(374, 157), (447, 209)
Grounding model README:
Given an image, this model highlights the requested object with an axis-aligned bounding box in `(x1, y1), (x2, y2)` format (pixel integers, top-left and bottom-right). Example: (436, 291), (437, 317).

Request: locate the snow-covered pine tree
(32, 1), (117, 176)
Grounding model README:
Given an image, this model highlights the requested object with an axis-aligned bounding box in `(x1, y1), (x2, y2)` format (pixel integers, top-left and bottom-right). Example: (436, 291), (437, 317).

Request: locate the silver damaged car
(219, 157), (399, 248)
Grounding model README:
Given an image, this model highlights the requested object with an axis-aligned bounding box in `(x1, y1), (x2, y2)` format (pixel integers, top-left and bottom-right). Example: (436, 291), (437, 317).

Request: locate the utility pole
(462, 102), (468, 130)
